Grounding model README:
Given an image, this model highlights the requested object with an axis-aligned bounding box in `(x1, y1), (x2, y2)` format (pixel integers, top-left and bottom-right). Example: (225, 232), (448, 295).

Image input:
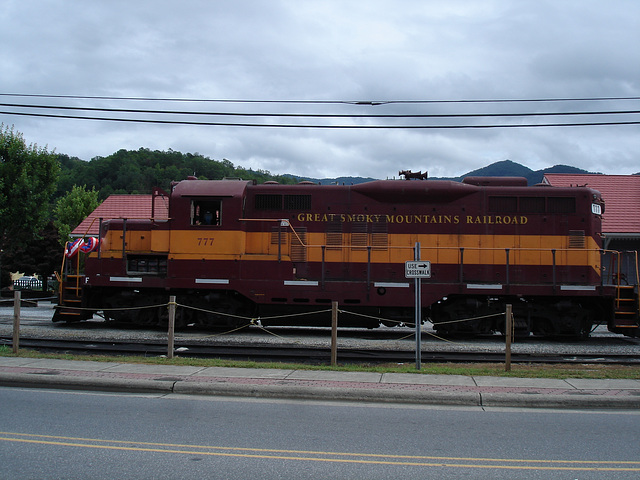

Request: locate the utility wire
(2, 92), (640, 105)
(3, 109), (640, 128)
(3, 93), (640, 128)
(2, 102), (640, 119)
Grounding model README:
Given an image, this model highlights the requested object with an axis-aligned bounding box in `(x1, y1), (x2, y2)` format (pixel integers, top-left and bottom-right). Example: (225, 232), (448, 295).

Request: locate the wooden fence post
(13, 290), (21, 354)
(167, 295), (176, 359)
(331, 301), (338, 366)
(505, 304), (512, 372)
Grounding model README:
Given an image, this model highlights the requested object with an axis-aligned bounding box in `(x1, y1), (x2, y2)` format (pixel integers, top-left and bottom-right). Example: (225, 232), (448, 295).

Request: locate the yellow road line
(1, 432), (638, 472)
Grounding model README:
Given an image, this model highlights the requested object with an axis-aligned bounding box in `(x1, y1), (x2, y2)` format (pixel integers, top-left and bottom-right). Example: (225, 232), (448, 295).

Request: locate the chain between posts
(8, 294), (511, 366)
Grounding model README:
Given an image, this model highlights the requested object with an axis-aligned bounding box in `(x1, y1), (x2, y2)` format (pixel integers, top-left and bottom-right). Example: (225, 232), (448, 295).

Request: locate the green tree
(0, 124), (60, 246)
(53, 148), (299, 204)
(1, 221), (60, 292)
(54, 185), (101, 245)
(54, 154), (93, 200)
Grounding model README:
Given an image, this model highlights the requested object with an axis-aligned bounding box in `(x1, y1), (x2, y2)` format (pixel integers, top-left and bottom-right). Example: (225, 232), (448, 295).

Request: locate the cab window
(191, 200), (221, 226)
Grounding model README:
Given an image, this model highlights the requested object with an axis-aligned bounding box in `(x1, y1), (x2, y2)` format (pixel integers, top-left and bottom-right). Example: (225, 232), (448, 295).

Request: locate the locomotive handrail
(608, 249), (640, 316)
(287, 240), (609, 257)
(99, 216), (172, 220)
(634, 250), (640, 316)
(304, 244), (608, 253)
(80, 216), (99, 239)
(269, 227), (608, 254)
(56, 216), (99, 282)
(259, 222), (612, 291)
(233, 217), (614, 259)
(247, 218), (612, 290)
(604, 249), (640, 285)
(635, 250), (640, 290)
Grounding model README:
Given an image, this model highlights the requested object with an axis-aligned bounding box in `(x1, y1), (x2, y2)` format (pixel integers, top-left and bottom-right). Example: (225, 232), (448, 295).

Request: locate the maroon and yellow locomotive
(54, 174), (639, 337)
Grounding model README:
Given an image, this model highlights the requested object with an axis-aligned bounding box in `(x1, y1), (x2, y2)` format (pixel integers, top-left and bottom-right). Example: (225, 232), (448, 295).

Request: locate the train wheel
(431, 312), (453, 335)
(183, 292), (254, 329)
(431, 298), (499, 336)
(221, 295), (254, 329)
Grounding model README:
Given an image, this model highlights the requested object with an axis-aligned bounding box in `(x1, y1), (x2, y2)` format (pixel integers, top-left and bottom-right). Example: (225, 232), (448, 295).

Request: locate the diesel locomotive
(54, 173), (640, 337)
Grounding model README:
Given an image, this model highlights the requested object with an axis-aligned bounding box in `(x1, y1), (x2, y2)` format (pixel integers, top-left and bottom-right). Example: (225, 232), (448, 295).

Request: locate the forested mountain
(56, 148), (610, 200)
(55, 148), (296, 201)
(450, 159), (596, 185)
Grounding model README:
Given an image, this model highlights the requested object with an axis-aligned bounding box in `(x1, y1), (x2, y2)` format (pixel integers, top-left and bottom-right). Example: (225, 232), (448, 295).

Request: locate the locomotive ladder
(53, 245), (86, 321)
(56, 275), (84, 318)
(611, 251), (640, 331)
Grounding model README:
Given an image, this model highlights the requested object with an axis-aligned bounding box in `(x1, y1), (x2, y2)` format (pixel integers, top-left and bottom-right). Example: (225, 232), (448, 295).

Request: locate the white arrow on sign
(405, 261), (431, 278)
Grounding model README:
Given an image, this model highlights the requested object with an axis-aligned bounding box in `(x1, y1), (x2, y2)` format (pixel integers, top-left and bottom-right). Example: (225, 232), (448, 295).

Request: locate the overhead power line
(2, 93), (640, 105)
(1, 102), (640, 119)
(3, 109), (640, 128)
(2, 93), (640, 129)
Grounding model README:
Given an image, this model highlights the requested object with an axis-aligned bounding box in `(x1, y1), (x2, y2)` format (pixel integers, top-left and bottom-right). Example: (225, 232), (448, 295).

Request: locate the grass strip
(2, 345), (639, 379)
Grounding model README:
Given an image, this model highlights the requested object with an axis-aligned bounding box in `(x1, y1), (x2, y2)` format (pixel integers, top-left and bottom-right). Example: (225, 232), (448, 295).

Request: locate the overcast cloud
(2, 0), (639, 179)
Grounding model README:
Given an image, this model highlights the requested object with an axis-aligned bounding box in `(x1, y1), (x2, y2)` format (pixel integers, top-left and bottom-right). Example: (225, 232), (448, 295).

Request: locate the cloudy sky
(2, 0), (639, 179)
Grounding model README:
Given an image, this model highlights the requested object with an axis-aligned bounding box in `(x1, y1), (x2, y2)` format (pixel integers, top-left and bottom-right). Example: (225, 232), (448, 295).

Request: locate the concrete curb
(479, 392), (640, 410)
(172, 381), (483, 406)
(0, 372), (175, 394)
(0, 372), (481, 405)
(3, 372), (640, 409)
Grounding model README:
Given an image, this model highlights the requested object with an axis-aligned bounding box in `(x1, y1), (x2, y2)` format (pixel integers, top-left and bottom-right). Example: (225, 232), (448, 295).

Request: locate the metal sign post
(414, 244), (421, 370)
(405, 244), (431, 370)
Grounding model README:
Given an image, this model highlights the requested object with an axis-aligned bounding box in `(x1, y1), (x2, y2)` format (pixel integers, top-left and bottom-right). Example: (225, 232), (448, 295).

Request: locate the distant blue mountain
(289, 160), (601, 186)
(447, 160), (598, 185)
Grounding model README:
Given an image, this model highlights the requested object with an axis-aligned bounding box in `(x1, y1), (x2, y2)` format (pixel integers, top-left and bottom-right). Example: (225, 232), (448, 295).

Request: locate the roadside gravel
(1, 301), (638, 357)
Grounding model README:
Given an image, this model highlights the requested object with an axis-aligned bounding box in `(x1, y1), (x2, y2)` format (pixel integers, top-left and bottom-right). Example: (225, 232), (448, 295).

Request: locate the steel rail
(2, 336), (640, 365)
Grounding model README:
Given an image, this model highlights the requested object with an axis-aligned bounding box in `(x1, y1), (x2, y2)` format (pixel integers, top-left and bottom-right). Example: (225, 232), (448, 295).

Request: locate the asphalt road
(1, 387), (639, 479)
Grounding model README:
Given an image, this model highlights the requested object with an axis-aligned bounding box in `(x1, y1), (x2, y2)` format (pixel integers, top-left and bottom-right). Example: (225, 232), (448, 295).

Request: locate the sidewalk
(1, 357), (639, 409)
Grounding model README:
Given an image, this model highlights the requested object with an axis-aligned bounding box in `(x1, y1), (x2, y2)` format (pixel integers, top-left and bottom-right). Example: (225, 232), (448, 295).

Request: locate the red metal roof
(543, 174), (640, 234)
(71, 195), (169, 237)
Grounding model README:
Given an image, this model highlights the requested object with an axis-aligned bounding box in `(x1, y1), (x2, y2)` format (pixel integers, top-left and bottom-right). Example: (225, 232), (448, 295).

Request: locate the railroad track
(3, 336), (640, 365)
